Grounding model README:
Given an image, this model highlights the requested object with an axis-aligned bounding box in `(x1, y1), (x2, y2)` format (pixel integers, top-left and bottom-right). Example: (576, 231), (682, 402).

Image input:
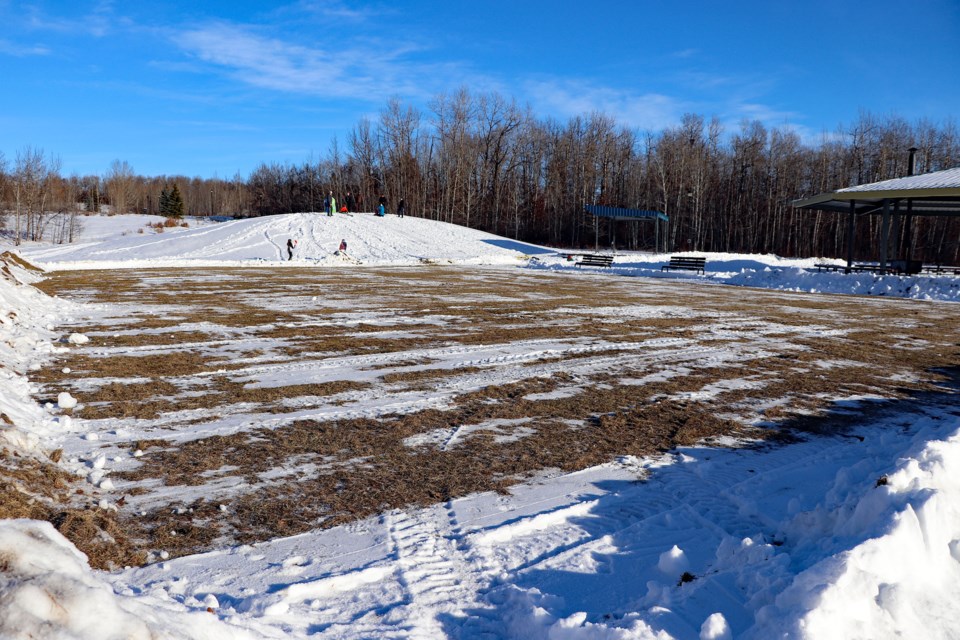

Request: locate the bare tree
(13, 147), (61, 244)
(104, 159), (137, 215)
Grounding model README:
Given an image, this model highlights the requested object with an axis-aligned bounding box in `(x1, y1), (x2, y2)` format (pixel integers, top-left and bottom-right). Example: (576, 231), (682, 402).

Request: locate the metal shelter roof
(793, 166), (960, 215)
(584, 205), (668, 221)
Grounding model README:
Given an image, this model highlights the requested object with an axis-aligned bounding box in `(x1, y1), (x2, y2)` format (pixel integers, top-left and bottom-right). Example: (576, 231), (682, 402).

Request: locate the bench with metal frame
(661, 256), (706, 274)
(575, 254), (615, 268)
(816, 260), (923, 275)
(850, 263), (887, 274)
(815, 263), (845, 272)
(922, 265), (960, 275)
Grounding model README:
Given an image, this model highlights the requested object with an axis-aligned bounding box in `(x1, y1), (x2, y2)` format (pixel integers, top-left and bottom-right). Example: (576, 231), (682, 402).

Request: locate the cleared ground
(27, 266), (960, 567)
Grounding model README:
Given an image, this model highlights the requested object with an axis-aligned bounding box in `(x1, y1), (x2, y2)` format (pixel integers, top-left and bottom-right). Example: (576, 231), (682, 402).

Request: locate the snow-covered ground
(2, 213), (960, 639)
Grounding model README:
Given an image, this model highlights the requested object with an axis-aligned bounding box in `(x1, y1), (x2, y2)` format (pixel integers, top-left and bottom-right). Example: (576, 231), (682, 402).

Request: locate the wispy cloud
(173, 21), (465, 101)
(25, 0), (116, 37)
(728, 101), (803, 125)
(286, 0), (380, 22)
(0, 38), (51, 56)
(522, 78), (689, 131)
(520, 76), (823, 145)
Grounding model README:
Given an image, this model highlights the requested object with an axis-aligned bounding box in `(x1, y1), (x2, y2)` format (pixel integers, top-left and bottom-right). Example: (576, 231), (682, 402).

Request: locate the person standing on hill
(345, 192), (356, 213)
(286, 238), (297, 260)
(322, 193), (330, 215)
(327, 191), (337, 217)
(378, 194), (387, 214)
(396, 198), (406, 218)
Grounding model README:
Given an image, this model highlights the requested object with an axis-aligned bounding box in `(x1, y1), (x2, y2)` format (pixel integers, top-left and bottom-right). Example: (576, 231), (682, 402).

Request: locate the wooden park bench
(661, 256), (706, 274)
(922, 264), (960, 275)
(850, 263), (887, 274)
(815, 263), (845, 272)
(575, 254), (615, 268)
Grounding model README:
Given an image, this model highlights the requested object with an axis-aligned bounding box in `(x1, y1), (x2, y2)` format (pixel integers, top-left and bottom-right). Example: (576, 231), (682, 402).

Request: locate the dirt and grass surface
(15, 266), (960, 568)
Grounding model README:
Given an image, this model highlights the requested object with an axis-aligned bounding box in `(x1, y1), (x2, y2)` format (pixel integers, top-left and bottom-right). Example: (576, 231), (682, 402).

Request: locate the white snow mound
(0, 519), (264, 640)
(19, 212), (552, 269)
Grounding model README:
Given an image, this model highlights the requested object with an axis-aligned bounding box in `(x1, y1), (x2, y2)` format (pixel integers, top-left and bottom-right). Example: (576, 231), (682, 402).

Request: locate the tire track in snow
(382, 505), (486, 638)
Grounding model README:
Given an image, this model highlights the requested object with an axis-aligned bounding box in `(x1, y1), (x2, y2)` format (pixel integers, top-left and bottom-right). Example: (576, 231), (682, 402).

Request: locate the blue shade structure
(584, 205), (669, 252)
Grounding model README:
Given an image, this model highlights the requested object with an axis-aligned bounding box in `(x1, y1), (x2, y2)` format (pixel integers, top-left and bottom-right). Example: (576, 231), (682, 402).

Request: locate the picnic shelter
(793, 166), (960, 273)
(584, 205), (669, 253)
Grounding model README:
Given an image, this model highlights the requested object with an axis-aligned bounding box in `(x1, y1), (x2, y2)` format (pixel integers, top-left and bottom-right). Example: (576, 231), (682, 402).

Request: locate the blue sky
(2, 0), (958, 178)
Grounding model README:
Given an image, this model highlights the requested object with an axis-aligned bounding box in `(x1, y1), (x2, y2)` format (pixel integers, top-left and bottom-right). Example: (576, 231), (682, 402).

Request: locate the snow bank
(0, 519), (266, 640)
(725, 266), (960, 302)
(0, 252), (74, 454)
(753, 425), (960, 638)
(530, 252), (960, 302)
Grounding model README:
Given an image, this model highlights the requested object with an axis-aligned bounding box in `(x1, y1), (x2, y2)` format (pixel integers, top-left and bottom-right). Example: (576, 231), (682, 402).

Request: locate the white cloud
(174, 21), (464, 101)
(25, 1), (114, 37)
(522, 78), (688, 131)
(519, 76), (826, 146)
(287, 0), (379, 22)
(0, 39), (51, 56)
(720, 100), (824, 142)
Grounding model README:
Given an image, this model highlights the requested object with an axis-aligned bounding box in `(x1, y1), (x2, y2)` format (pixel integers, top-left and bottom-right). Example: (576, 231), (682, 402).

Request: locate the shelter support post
(846, 200), (856, 272)
(594, 213), (599, 252)
(880, 199), (890, 271)
(892, 201), (901, 260)
(905, 200), (914, 261)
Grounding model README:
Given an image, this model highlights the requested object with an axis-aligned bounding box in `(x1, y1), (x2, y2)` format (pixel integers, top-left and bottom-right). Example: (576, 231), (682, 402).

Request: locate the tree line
(2, 91), (959, 262)
(0, 154), (246, 245)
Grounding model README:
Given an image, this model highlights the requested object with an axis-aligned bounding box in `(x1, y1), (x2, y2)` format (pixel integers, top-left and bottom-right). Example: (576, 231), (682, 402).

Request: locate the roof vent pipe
(908, 147), (918, 176)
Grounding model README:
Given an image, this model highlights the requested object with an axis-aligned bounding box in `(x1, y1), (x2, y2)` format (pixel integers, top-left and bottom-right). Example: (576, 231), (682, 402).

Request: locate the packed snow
(2, 212), (960, 639)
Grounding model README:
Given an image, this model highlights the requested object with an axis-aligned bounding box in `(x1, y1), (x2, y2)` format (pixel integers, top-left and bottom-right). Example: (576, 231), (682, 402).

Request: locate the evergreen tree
(170, 184), (183, 218)
(159, 184), (184, 218)
(159, 188), (170, 216)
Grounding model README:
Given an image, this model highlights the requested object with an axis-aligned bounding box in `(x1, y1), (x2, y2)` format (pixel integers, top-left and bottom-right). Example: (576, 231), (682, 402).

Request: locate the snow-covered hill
(19, 212), (553, 269)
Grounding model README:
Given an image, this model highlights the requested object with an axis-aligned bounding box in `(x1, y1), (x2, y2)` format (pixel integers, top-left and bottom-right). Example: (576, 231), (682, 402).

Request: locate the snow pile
(459, 415), (960, 639)
(0, 252), (75, 453)
(19, 212), (549, 269)
(530, 252), (960, 302)
(725, 266), (960, 301)
(0, 519), (264, 640)
(755, 425), (960, 638)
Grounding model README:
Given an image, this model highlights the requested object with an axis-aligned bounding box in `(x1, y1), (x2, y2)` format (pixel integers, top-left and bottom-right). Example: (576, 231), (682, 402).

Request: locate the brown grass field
(5, 266), (958, 568)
